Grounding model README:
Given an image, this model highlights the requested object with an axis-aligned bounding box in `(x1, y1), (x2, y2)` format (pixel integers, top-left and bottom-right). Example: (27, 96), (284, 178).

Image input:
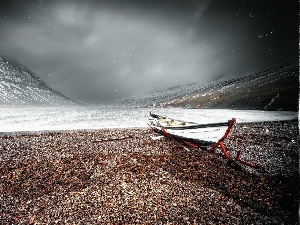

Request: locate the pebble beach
(0, 119), (298, 224)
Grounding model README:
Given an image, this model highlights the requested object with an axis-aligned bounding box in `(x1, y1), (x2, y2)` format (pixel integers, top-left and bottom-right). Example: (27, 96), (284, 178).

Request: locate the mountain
(112, 62), (299, 111)
(0, 57), (80, 106)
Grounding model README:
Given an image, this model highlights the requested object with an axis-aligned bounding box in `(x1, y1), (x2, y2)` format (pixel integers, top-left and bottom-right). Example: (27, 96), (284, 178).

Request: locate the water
(0, 105), (297, 132)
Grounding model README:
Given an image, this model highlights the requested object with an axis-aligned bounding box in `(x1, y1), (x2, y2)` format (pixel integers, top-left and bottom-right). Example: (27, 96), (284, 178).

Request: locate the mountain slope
(0, 57), (79, 106)
(113, 62), (298, 111)
(161, 62), (298, 111)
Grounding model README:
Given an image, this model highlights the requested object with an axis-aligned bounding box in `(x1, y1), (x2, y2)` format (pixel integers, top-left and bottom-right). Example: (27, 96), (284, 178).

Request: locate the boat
(148, 112), (233, 146)
(148, 112), (264, 170)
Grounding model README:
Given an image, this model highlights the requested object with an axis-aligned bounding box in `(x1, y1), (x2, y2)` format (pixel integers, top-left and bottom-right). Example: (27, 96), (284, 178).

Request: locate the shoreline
(0, 127), (148, 137)
(0, 118), (297, 136)
(0, 120), (298, 224)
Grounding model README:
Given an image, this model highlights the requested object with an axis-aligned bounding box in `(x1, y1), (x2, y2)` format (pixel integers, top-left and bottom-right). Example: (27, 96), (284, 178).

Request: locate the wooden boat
(148, 112), (232, 146)
(148, 112), (264, 170)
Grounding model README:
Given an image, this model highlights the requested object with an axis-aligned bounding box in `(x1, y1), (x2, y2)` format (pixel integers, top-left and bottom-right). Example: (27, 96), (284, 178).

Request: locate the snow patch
(264, 94), (279, 109)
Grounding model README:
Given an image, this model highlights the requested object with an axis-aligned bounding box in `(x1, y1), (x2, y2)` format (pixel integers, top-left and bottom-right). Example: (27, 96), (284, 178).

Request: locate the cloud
(0, 0), (221, 103)
(3, 2), (214, 103)
(0, 0), (298, 103)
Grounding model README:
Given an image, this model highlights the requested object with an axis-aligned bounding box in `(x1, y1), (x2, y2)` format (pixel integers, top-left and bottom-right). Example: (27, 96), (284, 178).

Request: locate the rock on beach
(0, 120), (298, 224)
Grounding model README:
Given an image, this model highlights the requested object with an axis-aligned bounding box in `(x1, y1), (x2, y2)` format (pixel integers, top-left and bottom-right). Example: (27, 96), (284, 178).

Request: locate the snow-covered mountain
(0, 57), (80, 106)
(112, 61), (299, 111)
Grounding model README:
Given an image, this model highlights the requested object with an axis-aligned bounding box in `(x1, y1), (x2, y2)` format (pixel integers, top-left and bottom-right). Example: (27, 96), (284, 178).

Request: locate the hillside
(0, 57), (79, 106)
(161, 62), (298, 111)
(113, 62), (298, 111)
(110, 81), (209, 107)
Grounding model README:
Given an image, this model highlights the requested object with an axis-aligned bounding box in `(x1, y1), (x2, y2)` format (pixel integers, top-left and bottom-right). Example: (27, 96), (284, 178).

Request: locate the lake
(0, 105), (297, 132)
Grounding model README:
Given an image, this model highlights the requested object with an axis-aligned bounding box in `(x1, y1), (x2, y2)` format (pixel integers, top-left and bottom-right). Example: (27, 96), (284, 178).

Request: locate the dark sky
(0, 0), (298, 103)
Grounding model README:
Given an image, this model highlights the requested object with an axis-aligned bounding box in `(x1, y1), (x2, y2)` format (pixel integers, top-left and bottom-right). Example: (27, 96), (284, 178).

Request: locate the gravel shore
(0, 120), (298, 224)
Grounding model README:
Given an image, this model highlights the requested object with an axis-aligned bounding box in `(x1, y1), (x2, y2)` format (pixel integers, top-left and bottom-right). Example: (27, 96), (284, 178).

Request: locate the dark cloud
(0, 0), (298, 103)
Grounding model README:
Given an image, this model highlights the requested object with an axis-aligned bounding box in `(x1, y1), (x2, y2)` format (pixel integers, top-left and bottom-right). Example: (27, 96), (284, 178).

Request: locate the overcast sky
(0, 0), (298, 103)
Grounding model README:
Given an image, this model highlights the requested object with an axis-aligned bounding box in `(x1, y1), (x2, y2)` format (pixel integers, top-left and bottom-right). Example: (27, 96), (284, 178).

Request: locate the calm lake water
(0, 105), (297, 132)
